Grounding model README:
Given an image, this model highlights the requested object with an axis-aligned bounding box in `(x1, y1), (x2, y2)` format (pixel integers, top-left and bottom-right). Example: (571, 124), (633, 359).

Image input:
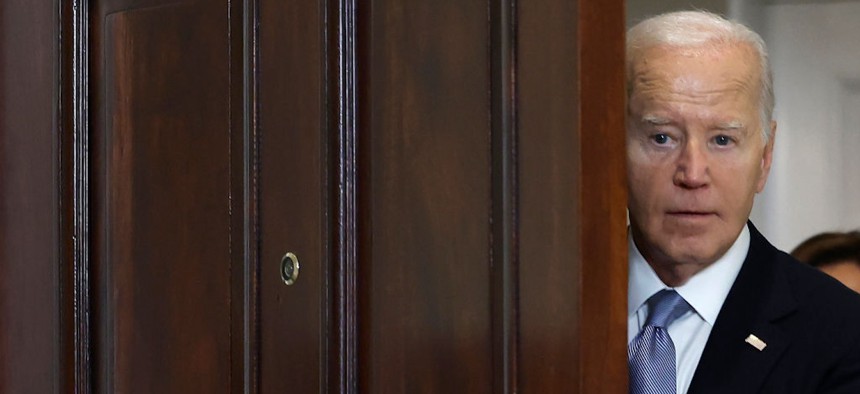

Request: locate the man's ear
(756, 121), (777, 193)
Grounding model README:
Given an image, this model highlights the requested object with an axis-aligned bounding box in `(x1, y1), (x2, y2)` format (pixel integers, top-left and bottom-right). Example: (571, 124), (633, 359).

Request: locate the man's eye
(652, 134), (670, 144)
(714, 135), (732, 146)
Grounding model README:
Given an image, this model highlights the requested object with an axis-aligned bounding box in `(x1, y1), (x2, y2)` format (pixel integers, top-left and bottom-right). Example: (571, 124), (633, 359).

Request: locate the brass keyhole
(281, 252), (300, 285)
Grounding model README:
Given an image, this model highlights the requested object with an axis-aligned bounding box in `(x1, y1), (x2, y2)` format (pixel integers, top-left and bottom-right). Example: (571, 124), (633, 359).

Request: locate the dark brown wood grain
(518, 0), (627, 392)
(97, 3), (233, 392)
(2, 0), (628, 392)
(331, 0), (362, 392)
(578, 1), (628, 392)
(64, 0), (94, 391)
(258, 0), (327, 392)
(360, 0), (495, 392)
(518, 0), (582, 390)
(490, 0), (519, 391)
(229, 0), (250, 393)
(0, 1), (62, 392)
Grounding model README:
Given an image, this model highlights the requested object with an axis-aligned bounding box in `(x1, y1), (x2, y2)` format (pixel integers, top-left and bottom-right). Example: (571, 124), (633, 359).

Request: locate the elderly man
(626, 11), (860, 394)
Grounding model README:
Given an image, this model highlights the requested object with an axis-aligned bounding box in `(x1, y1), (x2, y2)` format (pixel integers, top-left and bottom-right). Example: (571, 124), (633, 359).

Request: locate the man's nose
(674, 140), (709, 189)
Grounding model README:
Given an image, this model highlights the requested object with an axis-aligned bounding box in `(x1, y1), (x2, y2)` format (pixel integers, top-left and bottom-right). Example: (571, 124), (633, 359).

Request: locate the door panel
(98, 3), (232, 392)
(517, 0), (582, 388)
(360, 0), (494, 392)
(258, 0), (327, 392)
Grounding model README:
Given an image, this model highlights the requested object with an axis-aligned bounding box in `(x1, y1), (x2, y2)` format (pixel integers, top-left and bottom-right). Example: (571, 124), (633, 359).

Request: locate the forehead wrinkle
(634, 72), (756, 105)
(678, 73), (756, 99)
(630, 48), (760, 103)
(628, 47), (764, 136)
(630, 82), (759, 131)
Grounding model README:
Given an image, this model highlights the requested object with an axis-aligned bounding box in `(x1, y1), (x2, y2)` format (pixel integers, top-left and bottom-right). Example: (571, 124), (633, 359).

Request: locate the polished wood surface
(519, 0), (628, 392)
(578, 1), (628, 391)
(518, 0), (583, 389)
(96, 3), (233, 392)
(2, 0), (627, 392)
(361, 0), (494, 391)
(359, 0), (628, 392)
(0, 1), (62, 392)
(258, 0), (326, 392)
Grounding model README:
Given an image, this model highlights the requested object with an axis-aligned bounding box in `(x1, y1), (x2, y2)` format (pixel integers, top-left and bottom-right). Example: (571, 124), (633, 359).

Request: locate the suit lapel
(688, 223), (797, 393)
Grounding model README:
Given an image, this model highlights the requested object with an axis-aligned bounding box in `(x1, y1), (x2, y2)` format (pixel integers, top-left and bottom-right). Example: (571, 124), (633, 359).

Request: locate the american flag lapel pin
(745, 334), (767, 351)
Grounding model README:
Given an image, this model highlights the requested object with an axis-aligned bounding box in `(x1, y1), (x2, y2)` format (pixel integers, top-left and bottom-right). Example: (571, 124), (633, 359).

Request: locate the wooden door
(1, 0), (626, 392)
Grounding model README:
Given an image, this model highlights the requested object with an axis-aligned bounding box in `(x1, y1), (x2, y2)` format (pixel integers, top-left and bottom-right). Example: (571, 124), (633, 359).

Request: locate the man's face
(627, 44), (775, 270)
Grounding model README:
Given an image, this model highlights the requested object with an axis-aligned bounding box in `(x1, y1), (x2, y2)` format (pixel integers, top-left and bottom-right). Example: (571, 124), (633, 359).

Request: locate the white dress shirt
(628, 225), (750, 394)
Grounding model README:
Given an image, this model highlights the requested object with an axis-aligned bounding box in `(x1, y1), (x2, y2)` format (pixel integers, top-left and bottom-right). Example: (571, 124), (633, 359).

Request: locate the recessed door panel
(101, 4), (232, 392)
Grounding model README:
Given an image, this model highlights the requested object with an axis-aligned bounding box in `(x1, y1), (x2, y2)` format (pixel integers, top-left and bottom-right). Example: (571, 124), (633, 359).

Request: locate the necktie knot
(645, 289), (689, 328)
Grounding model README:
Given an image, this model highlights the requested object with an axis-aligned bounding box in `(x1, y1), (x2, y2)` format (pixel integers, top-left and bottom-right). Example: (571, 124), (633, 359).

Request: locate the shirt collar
(628, 224), (750, 325)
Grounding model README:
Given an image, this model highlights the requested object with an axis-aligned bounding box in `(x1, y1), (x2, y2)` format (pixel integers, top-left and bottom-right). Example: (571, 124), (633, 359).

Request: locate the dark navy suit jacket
(688, 222), (860, 393)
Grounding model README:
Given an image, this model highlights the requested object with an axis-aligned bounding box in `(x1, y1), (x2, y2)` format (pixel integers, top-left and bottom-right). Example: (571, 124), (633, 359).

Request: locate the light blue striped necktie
(628, 289), (691, 394)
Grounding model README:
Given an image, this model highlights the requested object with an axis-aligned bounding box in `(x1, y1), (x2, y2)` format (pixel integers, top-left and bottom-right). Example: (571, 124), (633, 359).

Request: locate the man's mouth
(666, 211), (716, 219)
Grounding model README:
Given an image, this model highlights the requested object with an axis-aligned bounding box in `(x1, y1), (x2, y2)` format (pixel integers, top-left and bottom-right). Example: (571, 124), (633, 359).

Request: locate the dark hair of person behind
(791, 231), (860, 267)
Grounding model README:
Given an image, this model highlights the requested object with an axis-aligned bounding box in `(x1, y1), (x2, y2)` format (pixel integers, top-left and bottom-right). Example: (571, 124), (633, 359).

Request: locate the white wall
(727, 0), (766, 33)
(747, 2), (860, 251)
(627, 0), (728, 27)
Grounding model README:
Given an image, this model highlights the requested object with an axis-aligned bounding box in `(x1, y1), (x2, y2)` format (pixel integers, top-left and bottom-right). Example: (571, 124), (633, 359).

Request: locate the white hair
(627, 11), (774, 143)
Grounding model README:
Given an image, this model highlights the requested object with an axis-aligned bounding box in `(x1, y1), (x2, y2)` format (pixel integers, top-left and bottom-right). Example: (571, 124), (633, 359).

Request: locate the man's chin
(662, 217), (719, 238)
(662, 247), (722, 267)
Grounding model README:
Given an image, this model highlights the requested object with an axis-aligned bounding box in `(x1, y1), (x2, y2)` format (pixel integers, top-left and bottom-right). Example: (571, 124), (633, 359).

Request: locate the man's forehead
(634, 44), (755, 73)
(629, 45), (760, 99)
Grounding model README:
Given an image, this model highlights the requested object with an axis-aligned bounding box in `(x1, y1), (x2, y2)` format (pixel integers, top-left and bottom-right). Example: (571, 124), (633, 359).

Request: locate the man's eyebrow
(641, 115), (671, 125)
(715, 120), (744, 130)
